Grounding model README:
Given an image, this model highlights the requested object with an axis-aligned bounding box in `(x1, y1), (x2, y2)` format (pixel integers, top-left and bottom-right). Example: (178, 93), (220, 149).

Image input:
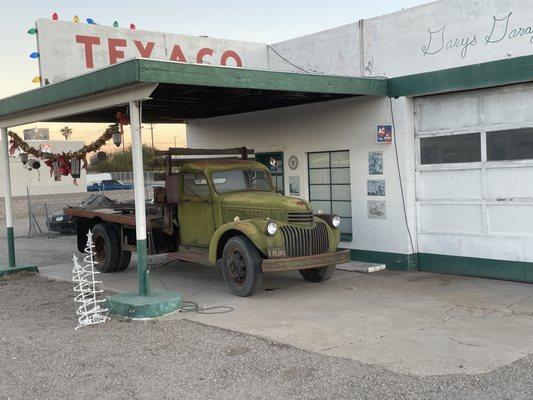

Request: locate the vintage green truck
(65, 148), (349, 297)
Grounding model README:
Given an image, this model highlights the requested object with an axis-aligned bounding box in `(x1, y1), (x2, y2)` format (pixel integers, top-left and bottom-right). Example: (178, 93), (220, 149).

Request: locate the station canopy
(0, 59), (388, 127)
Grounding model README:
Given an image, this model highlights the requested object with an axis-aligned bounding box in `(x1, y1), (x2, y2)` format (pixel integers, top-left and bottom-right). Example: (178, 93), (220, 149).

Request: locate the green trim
(138, 59), (387, 96)
(388, 54), (533, 97)
(0, 59), (387, 120)
(0, 265), (38, 277)
(418, 253), (533, 283)
(106, 289), (182, 319)
(349, 249), (417, 271)
(6, 227), (15, 268)
(136, 238), (150, 297)
(0, 60), (140, 117)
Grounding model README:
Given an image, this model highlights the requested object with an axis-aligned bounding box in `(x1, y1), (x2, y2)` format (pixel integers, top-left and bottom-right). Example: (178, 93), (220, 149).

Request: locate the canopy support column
(0, 127), (37, 277)
(105, 102), (182, 319)
(129, 101), (150, 296)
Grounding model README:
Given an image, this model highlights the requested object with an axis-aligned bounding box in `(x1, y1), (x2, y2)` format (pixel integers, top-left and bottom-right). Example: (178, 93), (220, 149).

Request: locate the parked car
(87, 179), (134, 192)
(47, 211), (75, 234)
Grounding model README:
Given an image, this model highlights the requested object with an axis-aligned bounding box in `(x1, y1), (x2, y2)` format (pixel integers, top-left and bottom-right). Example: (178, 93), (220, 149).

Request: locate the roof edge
(388, 54), (533, 98)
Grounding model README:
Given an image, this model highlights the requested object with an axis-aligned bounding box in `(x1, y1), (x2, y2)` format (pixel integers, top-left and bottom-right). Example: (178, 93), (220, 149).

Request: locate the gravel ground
(1, 274), (532, 400)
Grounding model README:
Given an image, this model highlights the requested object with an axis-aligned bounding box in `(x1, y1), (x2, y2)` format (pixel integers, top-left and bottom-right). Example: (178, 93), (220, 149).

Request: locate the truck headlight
(332, 215), (341, 228)
(266, 221), (278, 235)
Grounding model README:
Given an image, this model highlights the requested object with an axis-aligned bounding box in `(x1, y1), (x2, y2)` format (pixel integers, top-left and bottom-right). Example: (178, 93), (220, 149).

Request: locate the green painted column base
(106, 289), (182, 319)
(0, 265), (38, 278)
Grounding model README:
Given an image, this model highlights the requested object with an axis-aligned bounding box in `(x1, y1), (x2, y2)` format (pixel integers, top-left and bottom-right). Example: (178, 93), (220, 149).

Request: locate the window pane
(331, 168), (350, 184)
(487, 128), (533, 161)
(274, 176), (284, 193)
(332, 201), (351, 217)
(309, 152), (330, 168)
(310, 201), (331, 214)
(310, 185), (331, 200)
(309, 169), (330, 184)
(331, 151), (350, 167)
(332, 185), (351, 201)
(420, 133), (481, 164)
(183, 173), (210, 197)
(339, 217), (352, 234)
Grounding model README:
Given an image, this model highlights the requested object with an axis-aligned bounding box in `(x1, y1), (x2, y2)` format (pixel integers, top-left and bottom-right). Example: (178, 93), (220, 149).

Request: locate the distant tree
(60, 126), (73, 140)
(87, 144), (158, 173)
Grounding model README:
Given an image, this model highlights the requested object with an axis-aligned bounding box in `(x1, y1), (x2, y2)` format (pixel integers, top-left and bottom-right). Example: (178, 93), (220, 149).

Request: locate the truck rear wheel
(115, 251), (132, 272)
(221, 236), (263, 297)
(299, 265), (335, 283)
(92, 223), (120, 273)
(109, 225), (131, 272)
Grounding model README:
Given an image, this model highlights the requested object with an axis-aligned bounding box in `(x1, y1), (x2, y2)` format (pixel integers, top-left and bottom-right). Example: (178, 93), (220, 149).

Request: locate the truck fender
(209, 220), (268, 265)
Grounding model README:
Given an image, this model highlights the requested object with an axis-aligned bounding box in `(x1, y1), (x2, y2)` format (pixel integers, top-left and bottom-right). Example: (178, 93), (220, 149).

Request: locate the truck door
(177, 171), (215, 247)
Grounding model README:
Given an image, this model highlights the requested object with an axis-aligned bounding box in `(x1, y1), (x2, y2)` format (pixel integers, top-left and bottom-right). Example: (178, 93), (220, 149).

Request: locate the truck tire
(109, 224), (132, 272)
(221, 236), (263, 297)
(299, 265), (335, 283)
(115, 251), (132, 272)
(92, 223), (120, 273)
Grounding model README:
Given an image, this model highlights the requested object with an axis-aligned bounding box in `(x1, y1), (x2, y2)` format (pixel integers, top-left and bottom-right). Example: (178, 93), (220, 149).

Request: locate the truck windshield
(212, 169), (273, 193)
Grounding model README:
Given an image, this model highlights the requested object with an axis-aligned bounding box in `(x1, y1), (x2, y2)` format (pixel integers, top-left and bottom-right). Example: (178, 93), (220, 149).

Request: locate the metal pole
(129, 101), (150, 297)
(1, 128), (16, 268)
(150, 123), (155, 171)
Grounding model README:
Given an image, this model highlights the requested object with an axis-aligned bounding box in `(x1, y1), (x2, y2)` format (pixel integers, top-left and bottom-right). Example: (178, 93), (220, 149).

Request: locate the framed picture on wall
(289, 176), (300, 196)
(368, 151), (383, 174)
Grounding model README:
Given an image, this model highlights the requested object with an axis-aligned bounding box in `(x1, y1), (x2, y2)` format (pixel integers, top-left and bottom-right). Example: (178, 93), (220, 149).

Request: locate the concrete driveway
(2, 218), (533, 377)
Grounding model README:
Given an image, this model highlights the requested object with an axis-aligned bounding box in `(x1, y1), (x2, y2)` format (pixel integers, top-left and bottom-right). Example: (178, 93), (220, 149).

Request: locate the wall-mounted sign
(35, 19), (269, 85)
(289, 176), (300, 196)
(377, 125), (393, 144)
(288, 155), (299, 170)
(368, 151), (383, 175)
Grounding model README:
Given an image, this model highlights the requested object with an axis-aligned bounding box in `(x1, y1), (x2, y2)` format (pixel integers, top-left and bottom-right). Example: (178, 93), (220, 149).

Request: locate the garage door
(414, 83), (533, 281)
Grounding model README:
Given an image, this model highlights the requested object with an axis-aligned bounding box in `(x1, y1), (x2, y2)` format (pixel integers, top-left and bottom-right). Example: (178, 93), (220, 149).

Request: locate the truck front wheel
(92, 223), (120, 273)
(299, 265), (335, 283)
(221, 236), (263, 297)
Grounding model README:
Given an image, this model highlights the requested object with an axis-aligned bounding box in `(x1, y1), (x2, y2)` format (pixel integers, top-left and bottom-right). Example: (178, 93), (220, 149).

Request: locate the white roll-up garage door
(414, 83), (533, 280)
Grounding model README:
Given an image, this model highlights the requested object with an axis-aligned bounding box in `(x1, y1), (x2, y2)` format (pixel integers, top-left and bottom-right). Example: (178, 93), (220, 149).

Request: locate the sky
(0, 0), (431, 150)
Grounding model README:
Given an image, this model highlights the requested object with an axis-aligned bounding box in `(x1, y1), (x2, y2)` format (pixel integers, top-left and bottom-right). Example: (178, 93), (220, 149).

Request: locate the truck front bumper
(262, 249), (350, 272)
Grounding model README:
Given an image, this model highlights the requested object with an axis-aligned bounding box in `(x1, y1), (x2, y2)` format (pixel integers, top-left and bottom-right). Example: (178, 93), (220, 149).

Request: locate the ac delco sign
(35, 19), (269, 85)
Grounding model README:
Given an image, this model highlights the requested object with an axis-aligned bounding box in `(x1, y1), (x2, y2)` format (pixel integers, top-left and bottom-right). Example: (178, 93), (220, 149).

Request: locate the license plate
(55, 216), (64, 222)
(268, 248), (286, 258)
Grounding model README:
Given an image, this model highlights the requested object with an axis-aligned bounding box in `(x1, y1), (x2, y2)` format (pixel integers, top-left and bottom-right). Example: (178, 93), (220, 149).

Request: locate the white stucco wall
(267, 0), (533, 78)
(268, 23), (361, 76)
(362, 0), (533, 77)
(0, 140), (87, 197)
(187, 97), (416, 256)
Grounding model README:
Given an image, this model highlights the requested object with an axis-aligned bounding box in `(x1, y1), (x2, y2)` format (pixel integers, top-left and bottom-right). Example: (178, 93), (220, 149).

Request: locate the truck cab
(68, 148), (349, 297)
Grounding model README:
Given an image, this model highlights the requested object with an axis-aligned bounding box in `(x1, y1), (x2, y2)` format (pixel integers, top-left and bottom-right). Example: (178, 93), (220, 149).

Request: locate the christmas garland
(7, 123), (121, 183)
(8, 123), (119, 161)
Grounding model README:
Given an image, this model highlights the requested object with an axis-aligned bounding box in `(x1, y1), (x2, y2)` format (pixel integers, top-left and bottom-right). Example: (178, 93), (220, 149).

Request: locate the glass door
(255, 152), (284, 194)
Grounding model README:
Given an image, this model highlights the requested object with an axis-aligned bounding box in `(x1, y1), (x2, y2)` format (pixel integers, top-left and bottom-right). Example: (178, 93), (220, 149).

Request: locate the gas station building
(0, 0), (532, 304)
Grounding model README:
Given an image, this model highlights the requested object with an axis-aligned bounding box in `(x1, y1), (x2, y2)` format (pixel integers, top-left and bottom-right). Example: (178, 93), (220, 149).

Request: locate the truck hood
(220, 191), (312, 213)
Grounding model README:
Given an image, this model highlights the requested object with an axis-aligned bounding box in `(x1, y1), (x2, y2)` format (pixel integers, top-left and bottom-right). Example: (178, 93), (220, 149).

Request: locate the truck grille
(280, 222), (329, 257)
(287, 212), (314, 224)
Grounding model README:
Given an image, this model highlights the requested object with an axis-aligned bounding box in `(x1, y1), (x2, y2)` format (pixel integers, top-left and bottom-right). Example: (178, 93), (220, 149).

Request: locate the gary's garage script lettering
(422, 12), (533, 58)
